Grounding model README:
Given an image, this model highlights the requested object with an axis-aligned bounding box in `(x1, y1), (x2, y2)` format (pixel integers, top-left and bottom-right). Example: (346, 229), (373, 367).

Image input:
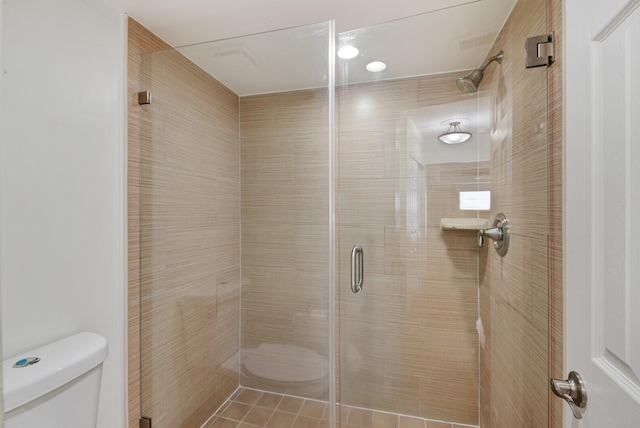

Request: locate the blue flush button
(13, 357), (40, 368)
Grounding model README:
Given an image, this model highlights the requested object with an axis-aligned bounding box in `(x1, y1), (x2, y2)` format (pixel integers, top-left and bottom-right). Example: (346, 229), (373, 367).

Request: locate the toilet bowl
(3, 332), (108, 428)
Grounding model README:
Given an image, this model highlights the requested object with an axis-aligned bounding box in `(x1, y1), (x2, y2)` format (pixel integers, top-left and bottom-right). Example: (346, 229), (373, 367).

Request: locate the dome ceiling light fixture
(438, 121), (472, 144)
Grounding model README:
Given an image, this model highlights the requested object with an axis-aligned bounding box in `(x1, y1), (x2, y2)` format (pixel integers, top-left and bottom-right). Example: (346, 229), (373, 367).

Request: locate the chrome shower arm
(479, 50), (504, 71)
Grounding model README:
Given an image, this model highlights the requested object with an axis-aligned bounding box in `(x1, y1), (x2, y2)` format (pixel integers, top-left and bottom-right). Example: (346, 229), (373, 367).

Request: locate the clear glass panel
(138, 21), (333, 427)
(337, 1), (549, 427)
(236, 22), (334, 404)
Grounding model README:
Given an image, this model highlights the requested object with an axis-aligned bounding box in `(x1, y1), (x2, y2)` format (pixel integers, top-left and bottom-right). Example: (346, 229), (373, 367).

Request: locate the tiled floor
(203, 387), (477, 428)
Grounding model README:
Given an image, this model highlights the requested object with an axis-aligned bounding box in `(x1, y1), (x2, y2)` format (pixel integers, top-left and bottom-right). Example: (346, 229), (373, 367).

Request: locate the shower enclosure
(134, 0), (552, 426)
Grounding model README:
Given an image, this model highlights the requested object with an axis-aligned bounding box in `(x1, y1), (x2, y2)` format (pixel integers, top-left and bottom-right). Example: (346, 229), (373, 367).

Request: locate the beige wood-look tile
(426, 422), (453, 428)
(266, 410), (297, 427)
(256, 392), (284, 410)
(277, 396), (305, 414)
(216, 265), (241, 320)
(338, 177), (404, 226)
(299, 400), (327, 419)
(338, 79), (419, 134)
(293, 224), (330, 273)
(205, 417), (239, 428)
(220, 402), (252, 422)
(338, 129), (386, 180)
(217, 366), (239, 405)
(345, 407), (374, 426)
(399, 415), (426, 428)
(235, 388), (263, 405)
(407, 279), (478, 331)
(241, 311), (294, 351)
(243, 406), (275, 426)
(372, 411), (399, 428)
(292, 311), (330, 358)
(241, 222), (296, 269)
(293, 415), (322, 428)
(416, 72), (473, 108)
(241, 280), (323, 315)
(316, 419), (331, 428)
(241, 138), (294, 182)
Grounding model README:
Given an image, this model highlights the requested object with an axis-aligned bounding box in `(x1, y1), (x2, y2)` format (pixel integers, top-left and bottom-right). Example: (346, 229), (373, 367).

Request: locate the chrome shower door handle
(350, 244), (364, 294)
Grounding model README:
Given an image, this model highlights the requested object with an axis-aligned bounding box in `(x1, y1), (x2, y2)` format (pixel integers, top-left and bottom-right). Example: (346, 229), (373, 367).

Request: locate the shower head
(456, 50), (504, 94)
(456, 68), (484, 94)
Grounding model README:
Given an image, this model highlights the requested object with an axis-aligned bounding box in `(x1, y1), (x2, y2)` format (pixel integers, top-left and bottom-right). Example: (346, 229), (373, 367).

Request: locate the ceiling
(104, 0), (517, 96)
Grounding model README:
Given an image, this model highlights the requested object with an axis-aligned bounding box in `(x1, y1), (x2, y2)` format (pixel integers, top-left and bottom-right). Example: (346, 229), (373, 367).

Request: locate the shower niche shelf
(440, 218), (489, 231)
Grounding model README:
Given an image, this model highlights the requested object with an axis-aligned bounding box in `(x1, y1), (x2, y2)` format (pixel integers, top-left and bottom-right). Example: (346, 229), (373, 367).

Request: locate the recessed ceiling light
(337, 46), (359, 59)
(366, 61), (386, 72)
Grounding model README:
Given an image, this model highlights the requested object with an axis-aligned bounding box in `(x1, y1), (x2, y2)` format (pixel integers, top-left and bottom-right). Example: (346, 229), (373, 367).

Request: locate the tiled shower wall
(239, 89), (332, 396)
(130, 19), (241, 428)
(478, 0), (556, 426)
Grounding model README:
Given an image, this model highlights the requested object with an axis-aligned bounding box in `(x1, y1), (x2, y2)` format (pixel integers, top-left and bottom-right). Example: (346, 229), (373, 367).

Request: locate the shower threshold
(203, 387), (478, 428)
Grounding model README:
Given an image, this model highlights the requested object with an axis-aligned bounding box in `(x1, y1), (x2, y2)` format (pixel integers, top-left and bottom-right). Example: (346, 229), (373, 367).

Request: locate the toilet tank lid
(2, 332), (108, 413)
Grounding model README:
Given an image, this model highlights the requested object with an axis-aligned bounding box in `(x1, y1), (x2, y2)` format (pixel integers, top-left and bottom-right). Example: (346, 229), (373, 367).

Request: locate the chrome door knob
(550, 371), (587, 419)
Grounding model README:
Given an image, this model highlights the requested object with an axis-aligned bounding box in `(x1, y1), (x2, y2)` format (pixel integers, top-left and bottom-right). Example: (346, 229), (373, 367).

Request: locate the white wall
(0, 0), (126, 427)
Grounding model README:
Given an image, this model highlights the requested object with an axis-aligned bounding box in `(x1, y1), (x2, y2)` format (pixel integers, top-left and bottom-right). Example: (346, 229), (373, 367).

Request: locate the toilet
(3, 332), (108, 428)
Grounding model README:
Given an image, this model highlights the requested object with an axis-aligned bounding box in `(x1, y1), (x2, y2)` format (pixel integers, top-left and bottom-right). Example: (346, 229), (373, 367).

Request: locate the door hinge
(138, 91), (151, 105)
(525, 33), (554, 68)
(140, 416), (152, 428)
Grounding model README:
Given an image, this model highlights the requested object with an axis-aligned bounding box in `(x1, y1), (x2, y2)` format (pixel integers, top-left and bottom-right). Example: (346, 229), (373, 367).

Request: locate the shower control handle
(350, 244), (363, 294)
(478, 212), (510, 256)
(479, 227), (503, 242)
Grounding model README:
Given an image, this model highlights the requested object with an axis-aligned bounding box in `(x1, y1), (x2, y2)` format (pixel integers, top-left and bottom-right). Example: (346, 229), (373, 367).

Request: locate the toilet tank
(3, 332), (108, 428)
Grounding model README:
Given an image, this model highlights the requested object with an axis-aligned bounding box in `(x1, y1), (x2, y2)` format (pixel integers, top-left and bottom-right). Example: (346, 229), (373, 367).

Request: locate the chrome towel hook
(478, 212), (510, 256)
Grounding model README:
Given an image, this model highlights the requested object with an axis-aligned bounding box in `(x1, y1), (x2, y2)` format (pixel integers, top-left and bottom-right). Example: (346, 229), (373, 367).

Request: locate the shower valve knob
(478, 213), (510, 256)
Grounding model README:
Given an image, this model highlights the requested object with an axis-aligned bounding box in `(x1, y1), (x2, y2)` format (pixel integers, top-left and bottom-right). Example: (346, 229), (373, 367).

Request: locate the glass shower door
(138, 44), (242, 428)
(336, 1), (550, 427)
(137, 22), (335, 428)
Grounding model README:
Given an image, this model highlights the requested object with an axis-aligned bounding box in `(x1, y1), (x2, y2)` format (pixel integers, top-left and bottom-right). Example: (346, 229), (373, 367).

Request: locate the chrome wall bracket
(478, 213), (510, 256)
(138, 91), (151, 105)
(526, 33), (555, 68)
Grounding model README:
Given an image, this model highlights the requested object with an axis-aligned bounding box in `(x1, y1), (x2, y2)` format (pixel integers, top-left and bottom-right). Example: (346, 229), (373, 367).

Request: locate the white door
(565, 0), (640, 425)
